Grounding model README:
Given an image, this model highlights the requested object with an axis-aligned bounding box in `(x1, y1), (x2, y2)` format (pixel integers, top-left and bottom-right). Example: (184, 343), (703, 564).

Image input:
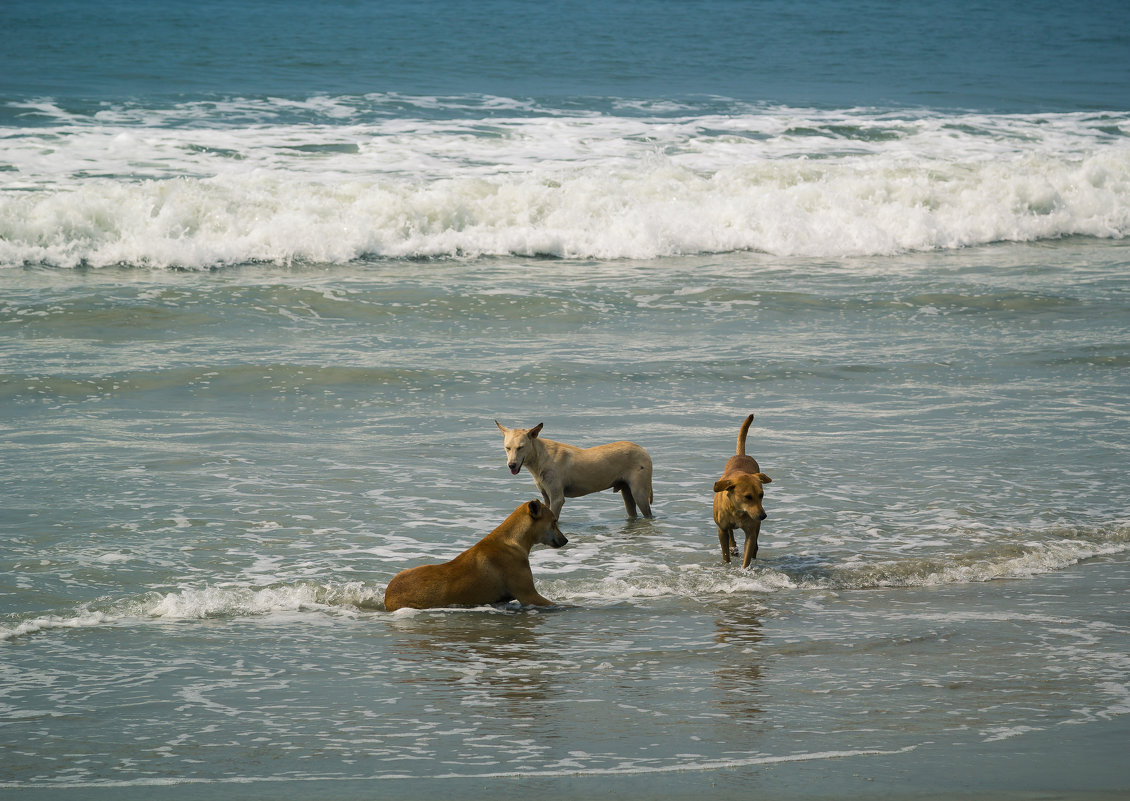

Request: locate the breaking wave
(2, 98), (1128, 267)
(4, 524), (1126, 640)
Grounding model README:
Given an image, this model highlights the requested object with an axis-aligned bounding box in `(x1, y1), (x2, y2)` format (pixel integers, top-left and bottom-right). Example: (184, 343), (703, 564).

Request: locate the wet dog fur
(383, 499), (568, 611)
(712, 414), (772, 568)
(495, 420), (653, 519)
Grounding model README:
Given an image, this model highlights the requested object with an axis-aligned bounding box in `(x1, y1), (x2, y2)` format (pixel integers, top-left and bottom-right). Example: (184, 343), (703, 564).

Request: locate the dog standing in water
(494, 420), (653, 519)
(384, 500), (568, 611)
(712, 414), (772, 568)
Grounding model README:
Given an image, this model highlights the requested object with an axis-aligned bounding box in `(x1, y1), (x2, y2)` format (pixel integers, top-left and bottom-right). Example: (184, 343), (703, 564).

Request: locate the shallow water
(2, 242), (1129, 796)
(3, 0), (1130, 796)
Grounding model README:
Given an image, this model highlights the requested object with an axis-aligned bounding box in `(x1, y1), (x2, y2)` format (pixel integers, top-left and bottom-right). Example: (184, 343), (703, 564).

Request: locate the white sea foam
(2, 528), (1125, 642)
(139, 581), (383, 618)
(543, 526), (1130, 603)
(0, 581), (381, 642)
(0, 609), (115, 642)
(2, 102), (1127, 267)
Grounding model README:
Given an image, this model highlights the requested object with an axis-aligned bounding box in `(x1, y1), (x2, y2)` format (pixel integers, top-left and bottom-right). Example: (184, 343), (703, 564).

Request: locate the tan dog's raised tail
(495, 420), (653, 519)
(712, 414), (772, 568)
(383, 500), (568, 611)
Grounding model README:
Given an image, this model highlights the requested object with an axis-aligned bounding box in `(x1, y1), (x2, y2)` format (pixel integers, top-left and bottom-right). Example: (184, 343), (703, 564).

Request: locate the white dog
(495, 420), (654, 518)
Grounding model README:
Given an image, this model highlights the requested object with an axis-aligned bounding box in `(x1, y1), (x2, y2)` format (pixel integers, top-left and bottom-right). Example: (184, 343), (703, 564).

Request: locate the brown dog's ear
(757, 473), (772, 484)
(529, 422), (544, 438)
(527, 500), (542, 518)
(713, 479), (735, 493)
(495, 419), (508, 433)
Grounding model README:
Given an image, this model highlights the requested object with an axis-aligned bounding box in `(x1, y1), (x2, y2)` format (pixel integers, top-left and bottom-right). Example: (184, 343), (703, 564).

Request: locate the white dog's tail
(736, 413), (755, 456)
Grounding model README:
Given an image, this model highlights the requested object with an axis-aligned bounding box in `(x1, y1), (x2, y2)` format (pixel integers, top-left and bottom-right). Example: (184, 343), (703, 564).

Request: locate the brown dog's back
(721, 414), (759, 478)
(720, 453), (760, 479)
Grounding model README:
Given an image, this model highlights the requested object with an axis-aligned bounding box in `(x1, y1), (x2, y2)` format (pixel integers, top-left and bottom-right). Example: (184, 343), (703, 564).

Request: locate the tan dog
(495, 420), (653, 518)
(384, 500), (568, 611)
(713, 414), (772, 568)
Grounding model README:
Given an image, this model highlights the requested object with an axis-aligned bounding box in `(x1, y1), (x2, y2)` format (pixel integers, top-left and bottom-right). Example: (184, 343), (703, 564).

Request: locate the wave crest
(3, 105), (1128, 267)
(3, 152), (1127, 268)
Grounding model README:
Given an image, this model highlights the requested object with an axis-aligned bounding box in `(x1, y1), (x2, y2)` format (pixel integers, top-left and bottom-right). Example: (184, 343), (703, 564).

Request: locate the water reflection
(712, 607), (765, 719)
(385, 608), (563, 717)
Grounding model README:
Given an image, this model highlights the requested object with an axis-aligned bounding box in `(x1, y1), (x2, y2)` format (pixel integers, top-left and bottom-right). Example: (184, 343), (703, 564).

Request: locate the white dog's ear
(757, 473), (772, 484)
(527, 500), (542, 518)
(713, 479), (735, 493)
(495, 419), (508, 433)
(529, 422), (544, 438)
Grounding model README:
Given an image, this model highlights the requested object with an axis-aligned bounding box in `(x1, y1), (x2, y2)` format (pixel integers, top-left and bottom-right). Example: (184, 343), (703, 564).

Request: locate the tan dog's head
(495, 420), (543, 475)
(524, 499), (568, 548)
(713, 472), (772, 522)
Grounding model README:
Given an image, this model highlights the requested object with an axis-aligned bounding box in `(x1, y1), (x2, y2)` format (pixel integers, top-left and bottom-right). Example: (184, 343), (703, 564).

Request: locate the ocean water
(2, 1), (1130, 799)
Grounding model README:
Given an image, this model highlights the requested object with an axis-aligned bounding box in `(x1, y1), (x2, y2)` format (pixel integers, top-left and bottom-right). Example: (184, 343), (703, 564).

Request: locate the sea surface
(2, 1), (1129, 799)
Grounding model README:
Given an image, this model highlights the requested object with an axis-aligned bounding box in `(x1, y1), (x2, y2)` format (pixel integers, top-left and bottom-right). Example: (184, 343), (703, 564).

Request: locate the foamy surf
(139, 580), (383, 618)
(6, 527), (1121, 642)
(0, 609), (116, 642)
(0, 581), (382, 642)
(548, 524), (1130, 600)
(2, 101), (1128, 267)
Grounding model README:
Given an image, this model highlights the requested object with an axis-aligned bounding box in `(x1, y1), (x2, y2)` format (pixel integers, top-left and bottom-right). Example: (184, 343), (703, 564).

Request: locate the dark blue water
(3, 0), (1129, 112)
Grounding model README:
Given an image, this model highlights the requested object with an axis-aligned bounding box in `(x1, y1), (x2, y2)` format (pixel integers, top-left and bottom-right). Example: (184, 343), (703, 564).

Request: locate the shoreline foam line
(0, 745), (920, 789)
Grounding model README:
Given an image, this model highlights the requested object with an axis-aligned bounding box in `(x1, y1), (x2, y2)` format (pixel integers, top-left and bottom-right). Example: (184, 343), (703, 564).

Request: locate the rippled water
(3, 1), (1129, 793)
(2, 241), (1128, 796)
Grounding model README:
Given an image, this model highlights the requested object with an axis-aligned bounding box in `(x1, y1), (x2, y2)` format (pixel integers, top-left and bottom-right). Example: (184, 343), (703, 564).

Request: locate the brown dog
(712, 414), (772, 568)
(384, 500), (568, 611)
(495, 420), (653, 519)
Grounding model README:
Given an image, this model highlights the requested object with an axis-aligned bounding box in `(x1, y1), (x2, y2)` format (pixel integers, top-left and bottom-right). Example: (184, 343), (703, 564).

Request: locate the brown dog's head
(525, 499), (568, 548)
(495, 420), (543, 475)
(713, 472), (772, 522)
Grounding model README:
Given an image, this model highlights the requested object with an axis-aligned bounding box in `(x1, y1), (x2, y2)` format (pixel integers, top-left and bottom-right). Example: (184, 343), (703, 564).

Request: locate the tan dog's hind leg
(627, 465), (653, 518)
(632, 483), (652, 518)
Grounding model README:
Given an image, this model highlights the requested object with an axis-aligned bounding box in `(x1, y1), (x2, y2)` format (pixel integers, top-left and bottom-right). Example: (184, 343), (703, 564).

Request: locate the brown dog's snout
(759, 511), (767, 521)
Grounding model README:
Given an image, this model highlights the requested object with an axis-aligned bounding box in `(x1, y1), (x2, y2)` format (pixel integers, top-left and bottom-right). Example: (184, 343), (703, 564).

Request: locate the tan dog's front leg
(545, 488), (565, 518)
(740, 523), (760, 568)
(718, 527), (732, 564)
(509, 570), (554, 606)
(532, 468), (565, 518)
(531, 477), (563, 518)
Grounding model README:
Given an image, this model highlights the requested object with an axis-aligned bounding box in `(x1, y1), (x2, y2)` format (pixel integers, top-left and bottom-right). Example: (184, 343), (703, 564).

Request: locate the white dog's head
(495, 420), (543, 475)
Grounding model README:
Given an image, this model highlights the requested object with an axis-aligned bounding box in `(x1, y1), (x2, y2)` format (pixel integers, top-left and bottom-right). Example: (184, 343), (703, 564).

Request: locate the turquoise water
(2, 1), (1130, 798)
